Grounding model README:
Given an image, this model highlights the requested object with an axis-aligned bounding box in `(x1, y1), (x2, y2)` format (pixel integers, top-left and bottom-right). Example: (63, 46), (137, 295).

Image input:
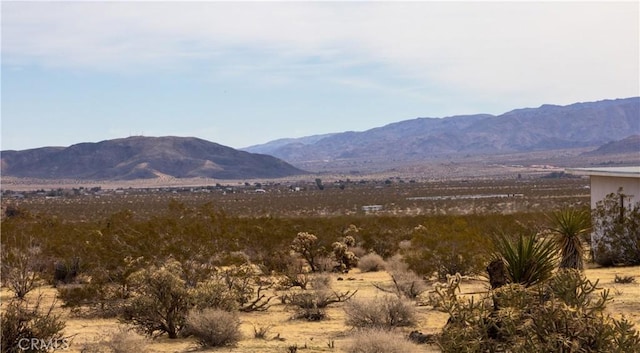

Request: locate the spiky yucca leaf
(493, 233), (558, 287)
(549, 209), (591, 270)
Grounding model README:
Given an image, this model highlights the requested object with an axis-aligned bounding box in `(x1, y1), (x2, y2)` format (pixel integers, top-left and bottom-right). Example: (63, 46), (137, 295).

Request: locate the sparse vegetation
(1, 245), (42, 299)
(79, 327), (150, 353)
(357, 253), (386, 272)
(1, 295), (68, 353)
(344, 295), (417, 330)
(120, 259), (190, 339)
(287, 289), (357, 321)
(2, 177), (639, 353)
(615, 274), (636, 284)
(433, 269), (640, 353)
(345, 329), (419, 353)
(403, 220), (492, 281)
(374, 255), (428, 300)
(184, 308), (242, 348)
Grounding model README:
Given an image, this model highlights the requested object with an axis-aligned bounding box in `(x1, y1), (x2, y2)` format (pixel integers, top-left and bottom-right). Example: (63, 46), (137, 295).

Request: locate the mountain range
(244, 97), (639, 165)
(0, 136), (305, 180)
(2, 97), (638, 181)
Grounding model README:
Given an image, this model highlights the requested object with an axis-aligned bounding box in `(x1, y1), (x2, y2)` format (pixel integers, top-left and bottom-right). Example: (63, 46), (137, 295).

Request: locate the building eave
(566, 166), (640, 178)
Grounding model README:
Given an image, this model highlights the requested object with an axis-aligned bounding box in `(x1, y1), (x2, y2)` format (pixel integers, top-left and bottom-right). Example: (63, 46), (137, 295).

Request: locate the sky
(2, 1), (639, 151)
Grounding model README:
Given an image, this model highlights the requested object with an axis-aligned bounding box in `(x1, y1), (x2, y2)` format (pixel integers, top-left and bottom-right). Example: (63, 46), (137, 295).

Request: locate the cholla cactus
(291, 232), (322, 272)
(332, 241), (358, 272)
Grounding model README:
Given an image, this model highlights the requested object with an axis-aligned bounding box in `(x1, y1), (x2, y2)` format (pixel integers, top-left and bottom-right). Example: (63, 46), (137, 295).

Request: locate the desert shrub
(592, 188), (640, 266)
(190, 280), (239, 312)
(0, 296), (69, 353)
(403, 220), (490, 281)
(309, 273), (332, 291)
(492, 232), (557, 287)
(120, 259), (190, 339)
(345, 329), (419, 353)
(258, 250), (297, 274)
(106, 328), (149, 353)
(614, 274), (636, 284)
(121, 259), (272, 338)
(219, 264), (275, 312)
(277, 263), (311, 290)
(433, 269), (640, 353)
(374, 255), (428, 300)
(184, 308), (241, 348)
(357, 253), (385, 272)
(252, 324), (272, 339)
(344, 295), (417, 330)
(349, 246), (368, 259)
(1, 245), (42, 299)
(288, 290), (357, 321)
(56, 269), (128, 318)
(315, 256), (337, 272)
(79, 327), (149, 353)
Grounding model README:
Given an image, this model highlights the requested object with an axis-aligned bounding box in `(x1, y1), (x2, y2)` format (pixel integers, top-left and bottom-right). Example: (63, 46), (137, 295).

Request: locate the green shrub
(190, 280), (239, 312)
(592, 189), (640, 266)
(549, 208), (590, 270)
(492, 232), (557, 287)
(184, 308), (242, 348)
(404, 220), (490, 280)
(120, 259), (190, 339)
(0, 296), (68, 353)
(344, 295), (417, 330)
(433, 269), (640, 353)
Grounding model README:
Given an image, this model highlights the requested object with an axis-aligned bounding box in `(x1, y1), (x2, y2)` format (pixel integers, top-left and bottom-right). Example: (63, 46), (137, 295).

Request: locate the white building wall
(590, 175), (640, 209)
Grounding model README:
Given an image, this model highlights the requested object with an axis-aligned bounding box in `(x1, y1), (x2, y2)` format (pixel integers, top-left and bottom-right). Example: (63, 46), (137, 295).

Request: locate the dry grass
(1, 266), (638, 353)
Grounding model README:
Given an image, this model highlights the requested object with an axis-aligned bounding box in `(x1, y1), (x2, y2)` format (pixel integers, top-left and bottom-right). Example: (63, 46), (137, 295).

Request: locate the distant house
(566, 166), (640, 209)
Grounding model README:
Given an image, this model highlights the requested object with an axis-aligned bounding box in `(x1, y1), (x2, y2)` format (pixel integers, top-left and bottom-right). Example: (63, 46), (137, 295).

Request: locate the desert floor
(2, 264), (639, 353)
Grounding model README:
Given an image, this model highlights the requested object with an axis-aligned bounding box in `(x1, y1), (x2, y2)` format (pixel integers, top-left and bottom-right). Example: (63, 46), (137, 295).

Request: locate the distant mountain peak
(1, 136), (306, 180)
(243, 97), (640, 171)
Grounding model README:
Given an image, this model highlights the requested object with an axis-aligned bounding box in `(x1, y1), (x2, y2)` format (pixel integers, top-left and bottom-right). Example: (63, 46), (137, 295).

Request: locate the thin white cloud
(2, 1), (638, 107)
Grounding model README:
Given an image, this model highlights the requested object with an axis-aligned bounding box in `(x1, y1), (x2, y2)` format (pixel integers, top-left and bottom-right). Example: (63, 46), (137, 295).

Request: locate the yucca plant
(548, 209), (591, 270)
(492, 233), (558, 287)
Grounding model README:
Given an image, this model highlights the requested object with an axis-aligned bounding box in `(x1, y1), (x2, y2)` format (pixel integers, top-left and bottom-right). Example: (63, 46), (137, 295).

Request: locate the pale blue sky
(2, 1), (638, 151)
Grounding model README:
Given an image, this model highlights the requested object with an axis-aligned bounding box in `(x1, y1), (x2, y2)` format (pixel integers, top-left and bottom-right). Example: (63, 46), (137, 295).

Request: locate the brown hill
(583, 135), (640, 156)
(0, 136), (306, 180)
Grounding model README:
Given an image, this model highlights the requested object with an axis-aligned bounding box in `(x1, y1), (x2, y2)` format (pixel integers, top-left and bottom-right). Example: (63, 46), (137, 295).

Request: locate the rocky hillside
(244, 97), (639, 164)
(583, 135), (640, 156)
(1, 136), (306, 180)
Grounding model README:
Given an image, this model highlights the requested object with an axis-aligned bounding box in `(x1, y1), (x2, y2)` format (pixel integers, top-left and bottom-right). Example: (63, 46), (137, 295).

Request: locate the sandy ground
(1, 266), (638, 353)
